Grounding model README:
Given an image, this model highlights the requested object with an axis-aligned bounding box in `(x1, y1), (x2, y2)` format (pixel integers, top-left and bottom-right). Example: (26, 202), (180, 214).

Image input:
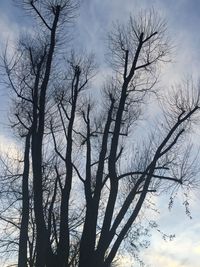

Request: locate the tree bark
(18, 132), (31, 267)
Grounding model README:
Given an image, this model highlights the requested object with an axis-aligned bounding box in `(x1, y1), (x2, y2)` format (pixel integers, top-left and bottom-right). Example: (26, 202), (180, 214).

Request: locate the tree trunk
(32, 134), (48, 267)
(18, 132), (31, 267)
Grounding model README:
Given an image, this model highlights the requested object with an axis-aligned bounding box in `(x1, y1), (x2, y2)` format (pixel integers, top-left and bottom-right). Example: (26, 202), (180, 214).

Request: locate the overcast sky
(0, 1), (200, 267)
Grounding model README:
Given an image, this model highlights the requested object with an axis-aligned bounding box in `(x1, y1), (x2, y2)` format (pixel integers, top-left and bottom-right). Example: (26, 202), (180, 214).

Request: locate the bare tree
(1, 5), (200, 267)
(2, 1), (78, 267)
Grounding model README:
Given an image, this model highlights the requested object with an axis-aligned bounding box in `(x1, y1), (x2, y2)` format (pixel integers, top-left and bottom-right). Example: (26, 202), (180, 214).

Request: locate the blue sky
(0, 1), (200, 266)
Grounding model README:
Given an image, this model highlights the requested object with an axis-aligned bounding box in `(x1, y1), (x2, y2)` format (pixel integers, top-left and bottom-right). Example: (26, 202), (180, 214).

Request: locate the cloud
(194, 245), (200, 255)
(0, 11), (19, 50)
(139, 216), (200, 267)
(0, 134), (21, 159)
(147, 254), (186, 267)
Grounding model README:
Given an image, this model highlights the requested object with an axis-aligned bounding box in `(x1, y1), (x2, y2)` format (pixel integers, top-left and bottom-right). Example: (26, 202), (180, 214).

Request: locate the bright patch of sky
(0, 0), (199, 266)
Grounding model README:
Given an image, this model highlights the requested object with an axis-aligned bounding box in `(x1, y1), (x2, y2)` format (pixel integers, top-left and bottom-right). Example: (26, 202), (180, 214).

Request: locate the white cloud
(143, 234), (200, 267)
(0, 134), (21, 159)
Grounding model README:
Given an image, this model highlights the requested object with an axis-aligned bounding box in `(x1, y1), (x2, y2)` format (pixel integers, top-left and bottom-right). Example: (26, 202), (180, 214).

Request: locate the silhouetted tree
(1, 5), (200, 267)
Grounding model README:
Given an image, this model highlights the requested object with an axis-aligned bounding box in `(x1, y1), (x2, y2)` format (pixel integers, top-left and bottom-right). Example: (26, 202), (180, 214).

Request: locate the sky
(0, 0), (200, 267)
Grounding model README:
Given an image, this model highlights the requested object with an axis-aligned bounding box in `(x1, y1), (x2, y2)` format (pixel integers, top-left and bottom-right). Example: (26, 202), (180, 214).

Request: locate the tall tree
(1, 5), (200, 267)
(2, 1), (78, 266)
